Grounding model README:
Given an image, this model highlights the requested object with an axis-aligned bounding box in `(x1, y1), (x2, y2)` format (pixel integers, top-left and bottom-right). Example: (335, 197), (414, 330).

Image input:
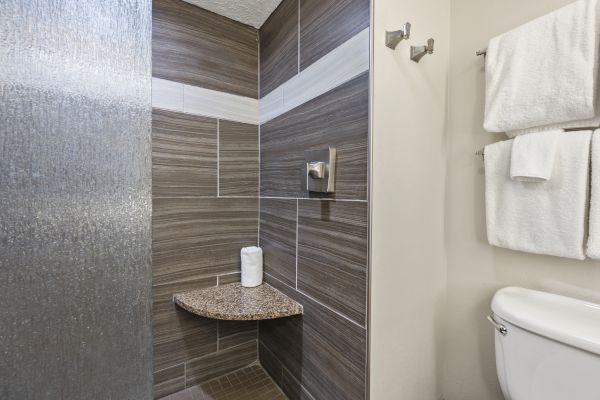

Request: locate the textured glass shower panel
(0, 1), (152, 399)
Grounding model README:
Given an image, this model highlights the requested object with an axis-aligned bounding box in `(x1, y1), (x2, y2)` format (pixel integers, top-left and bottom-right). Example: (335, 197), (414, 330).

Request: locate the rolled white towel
(510, 130), (561, 182)
(241, 246), (263, 287)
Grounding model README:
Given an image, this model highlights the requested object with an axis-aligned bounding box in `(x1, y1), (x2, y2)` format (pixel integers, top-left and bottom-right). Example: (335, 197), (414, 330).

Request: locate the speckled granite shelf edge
(173, 282), (303, 321)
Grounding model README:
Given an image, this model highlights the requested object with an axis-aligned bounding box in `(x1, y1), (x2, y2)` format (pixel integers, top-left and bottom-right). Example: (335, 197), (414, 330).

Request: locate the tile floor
(161, 364), (287, 400)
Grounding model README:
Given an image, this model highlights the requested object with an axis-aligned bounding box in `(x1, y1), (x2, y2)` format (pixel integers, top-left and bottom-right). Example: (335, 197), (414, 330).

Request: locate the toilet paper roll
(241, 246), (263, 287)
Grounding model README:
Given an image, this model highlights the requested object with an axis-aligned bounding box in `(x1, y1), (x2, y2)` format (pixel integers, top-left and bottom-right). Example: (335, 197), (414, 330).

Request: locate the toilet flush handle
(487, 314), (508, 336)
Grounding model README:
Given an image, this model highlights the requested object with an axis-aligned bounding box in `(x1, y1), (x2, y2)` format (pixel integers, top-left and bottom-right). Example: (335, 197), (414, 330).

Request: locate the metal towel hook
(410, 38), (434, 63)
(385, 22), (411, 49)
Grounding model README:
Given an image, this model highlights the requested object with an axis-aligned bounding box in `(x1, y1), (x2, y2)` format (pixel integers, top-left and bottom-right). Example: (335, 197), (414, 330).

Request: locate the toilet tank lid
(492, 287), (600, 356)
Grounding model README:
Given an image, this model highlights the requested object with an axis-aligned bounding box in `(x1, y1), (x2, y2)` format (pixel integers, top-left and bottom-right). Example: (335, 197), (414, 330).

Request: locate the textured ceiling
(183, 0), (284, 28)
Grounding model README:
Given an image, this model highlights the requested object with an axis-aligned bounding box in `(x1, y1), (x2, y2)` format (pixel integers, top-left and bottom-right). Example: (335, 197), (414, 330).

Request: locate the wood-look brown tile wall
(152, 110), (260, 396)
(297, 200), (368, 325)
(260, 275), (367, 400)
(153, 109), (217, 198)
(259, 0), (370, 96)
(259, 199), (297, 287)
(258, 2), (369, 399)
(259, 0), (298, 97)
(153, 196), (258, 285)
(300, 0), (370, 71)
(154, 364), (186, 399)
(152, 2), (260, 396)
(218, 121), (259, 197)
(260, 72), (369, 200)
(186, 341), (258, 386)
(153, 0), (258, 98)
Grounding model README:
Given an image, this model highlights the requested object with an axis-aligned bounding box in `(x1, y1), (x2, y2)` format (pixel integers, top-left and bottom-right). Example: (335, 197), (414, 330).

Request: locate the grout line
(152, 194), (366, 202)
(186, 340), (259, 367)
(257, 340), (285, 385)
(153, 195), (259, 200)
(265, 272), (366, 329)
(295, 199), (299, 290)
(295, 287), (366, 329)
(257, 33), (262, 245)
(257, 131), (261, 244)
(152, 105), (258, 126)
(256, 324), (260, 366)
(260, 196), (368, 203)
(297, 0), (301, 74)
(153, 363), (185, 375)
(219, 271), (241, 277)
(193, 362), (258, 388)
(282, 364), (317, 400)
(217, 118), (220, 197)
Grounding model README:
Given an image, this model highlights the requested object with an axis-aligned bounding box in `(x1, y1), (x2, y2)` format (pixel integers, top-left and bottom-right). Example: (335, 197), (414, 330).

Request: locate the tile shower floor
(161, 364), (287, 400)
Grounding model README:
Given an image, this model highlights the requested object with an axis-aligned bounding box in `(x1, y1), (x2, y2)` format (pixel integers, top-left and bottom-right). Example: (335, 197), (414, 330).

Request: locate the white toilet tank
(490, 287), (600, 400)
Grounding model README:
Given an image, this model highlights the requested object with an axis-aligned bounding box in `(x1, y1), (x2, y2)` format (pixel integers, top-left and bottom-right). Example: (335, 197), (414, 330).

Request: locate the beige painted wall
(370, 0), (450, 398)
(444, 0), (600, 399)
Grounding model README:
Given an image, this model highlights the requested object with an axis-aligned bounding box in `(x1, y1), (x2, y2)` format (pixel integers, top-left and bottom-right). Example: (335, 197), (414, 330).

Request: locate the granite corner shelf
(173, 282), (303, 321)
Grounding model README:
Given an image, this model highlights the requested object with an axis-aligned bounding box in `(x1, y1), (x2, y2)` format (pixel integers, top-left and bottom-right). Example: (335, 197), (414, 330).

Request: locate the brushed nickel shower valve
(305, 148), (336, 193)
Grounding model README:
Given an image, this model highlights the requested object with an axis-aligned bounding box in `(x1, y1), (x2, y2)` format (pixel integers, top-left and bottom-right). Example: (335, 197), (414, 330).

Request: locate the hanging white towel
(506, 118), (600, 138)
(586, 130), (600, 258)
(485, 130), (591, 260)
(241, 246), (263, 287)
(510, 130), (561, 182)
(484, 0), (600, 134)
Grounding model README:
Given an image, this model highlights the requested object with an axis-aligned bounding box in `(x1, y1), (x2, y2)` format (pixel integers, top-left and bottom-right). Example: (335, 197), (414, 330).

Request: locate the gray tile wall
(259, 0), (299, 97)
(152, 1), (260, 397)
(153, 0), (259, 98)
(153, 1), (370, 398)
(258, 1), (370, 399)
(300, 0), (370, 71)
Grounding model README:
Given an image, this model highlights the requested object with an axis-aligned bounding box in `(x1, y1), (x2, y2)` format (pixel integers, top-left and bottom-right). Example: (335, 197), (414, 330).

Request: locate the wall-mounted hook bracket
(385, 22), (411, 49)
(410, 38), (434, 63)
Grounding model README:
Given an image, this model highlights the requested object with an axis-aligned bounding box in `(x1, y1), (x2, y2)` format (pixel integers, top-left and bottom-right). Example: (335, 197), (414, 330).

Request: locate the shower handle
(307, 161), (326, 179)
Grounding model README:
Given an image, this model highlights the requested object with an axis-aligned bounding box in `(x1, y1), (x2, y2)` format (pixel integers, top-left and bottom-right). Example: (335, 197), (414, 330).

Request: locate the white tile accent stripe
(151, 77), (259, 124)
(259, 27), (370, 124)
(152, 78), (184, 112)
(258, 85), (284, 123)
(151, 28), (369, 126)
(184, 84), (258, 124)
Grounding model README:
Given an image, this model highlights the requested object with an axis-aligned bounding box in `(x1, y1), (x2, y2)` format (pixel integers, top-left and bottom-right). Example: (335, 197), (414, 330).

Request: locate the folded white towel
(484, 0), (600, 133)
(485, 130), (591, 260)
(241, 246), (263, 287)
(510, 130), (561, 182)
(586, 130), (600, 258)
